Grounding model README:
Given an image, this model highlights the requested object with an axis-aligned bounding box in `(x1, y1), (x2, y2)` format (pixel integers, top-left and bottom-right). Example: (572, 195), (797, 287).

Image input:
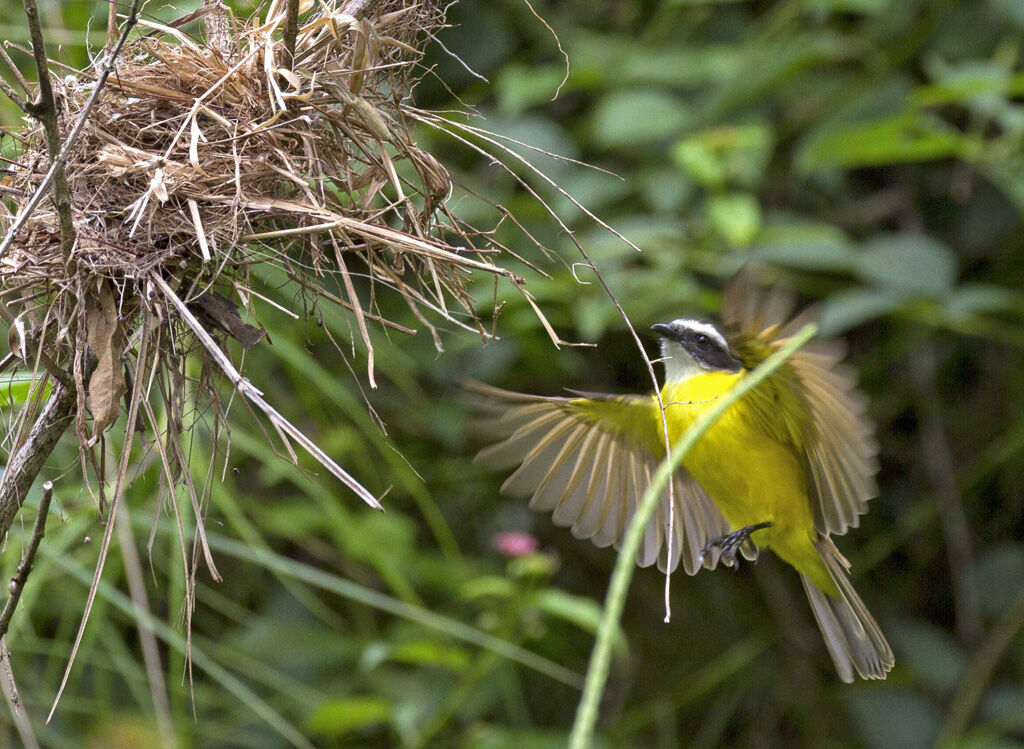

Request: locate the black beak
(651, 323), (674, 339)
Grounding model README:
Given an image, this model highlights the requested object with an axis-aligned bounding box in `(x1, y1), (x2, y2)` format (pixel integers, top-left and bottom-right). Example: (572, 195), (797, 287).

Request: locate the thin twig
(21, 0), (75, 257)
(0, 310), (73, 388)
(0, 383), (75, 539)
(150, 273), (383, 510)
(106, 0), (119, 50)
(567, 324), (818, 749)
(911, 342), (982, 645)
(48, 322), (151, 721)
(0, 0), (141, 263)
(938, 582), (1024, 744)
(0, 44), (31, 97)
(0, 481), (53, 639)
(0, 73), (30, 113)
(0, 636), (40, 749)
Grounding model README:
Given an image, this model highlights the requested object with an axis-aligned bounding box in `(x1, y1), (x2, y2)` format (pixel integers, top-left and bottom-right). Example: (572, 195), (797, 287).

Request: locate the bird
(468, 270), (894, 682)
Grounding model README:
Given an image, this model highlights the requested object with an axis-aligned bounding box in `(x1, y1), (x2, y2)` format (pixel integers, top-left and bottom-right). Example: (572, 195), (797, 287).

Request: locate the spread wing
(720, 268), (880, 536)
(467, 381), (733, 574)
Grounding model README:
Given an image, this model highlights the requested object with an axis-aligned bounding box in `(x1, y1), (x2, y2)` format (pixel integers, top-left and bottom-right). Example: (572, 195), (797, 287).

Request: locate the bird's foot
(699, 521), (773, 567)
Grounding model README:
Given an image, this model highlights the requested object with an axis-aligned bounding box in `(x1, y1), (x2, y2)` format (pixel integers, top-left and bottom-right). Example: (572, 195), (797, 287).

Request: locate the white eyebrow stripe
(670, 319), (729, 350)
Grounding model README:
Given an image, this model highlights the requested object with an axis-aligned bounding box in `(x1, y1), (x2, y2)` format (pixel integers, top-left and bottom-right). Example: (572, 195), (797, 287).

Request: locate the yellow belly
(661, 372), (834, 593)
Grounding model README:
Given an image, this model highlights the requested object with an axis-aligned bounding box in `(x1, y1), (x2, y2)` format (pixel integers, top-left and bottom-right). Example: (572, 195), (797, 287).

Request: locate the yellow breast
(660, 371), (825, 583)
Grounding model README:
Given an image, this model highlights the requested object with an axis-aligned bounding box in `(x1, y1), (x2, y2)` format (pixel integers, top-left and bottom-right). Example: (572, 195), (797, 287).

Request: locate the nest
(0, 0), (587, 715)
(0, 0), (545, 510)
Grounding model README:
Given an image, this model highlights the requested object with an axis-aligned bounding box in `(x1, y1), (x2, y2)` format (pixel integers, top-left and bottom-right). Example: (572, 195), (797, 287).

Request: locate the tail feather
(800, 536), (893, 682)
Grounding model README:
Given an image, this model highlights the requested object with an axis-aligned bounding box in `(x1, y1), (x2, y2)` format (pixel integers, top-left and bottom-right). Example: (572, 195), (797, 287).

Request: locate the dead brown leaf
(85, 282), (126, 440)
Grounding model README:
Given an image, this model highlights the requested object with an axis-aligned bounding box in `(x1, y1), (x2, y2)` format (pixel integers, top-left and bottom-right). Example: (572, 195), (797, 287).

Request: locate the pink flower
(492, 531), (539, 558)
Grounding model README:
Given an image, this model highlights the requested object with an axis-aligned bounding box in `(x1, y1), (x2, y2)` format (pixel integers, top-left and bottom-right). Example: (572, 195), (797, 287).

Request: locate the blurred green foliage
(2, 0), (1024, 747)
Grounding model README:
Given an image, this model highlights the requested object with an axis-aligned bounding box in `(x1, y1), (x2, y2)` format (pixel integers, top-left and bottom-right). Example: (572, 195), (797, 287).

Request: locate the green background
(2, 0), (1024, 746)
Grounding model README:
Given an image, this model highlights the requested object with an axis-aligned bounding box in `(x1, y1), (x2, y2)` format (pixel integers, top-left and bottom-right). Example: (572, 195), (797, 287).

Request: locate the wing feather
(602, 441), (628, 541)
(671, 472), (734, 571)
(573, 432), (613, 539)
(552, 427), (602, 523)
(721, 268), (880, 536)
(502, 419), (578, 497)
(586, 436), (618, 546)
(530, 424), (590, 512)
(468, 381), (728, 574)
(476, 410), (567, 468)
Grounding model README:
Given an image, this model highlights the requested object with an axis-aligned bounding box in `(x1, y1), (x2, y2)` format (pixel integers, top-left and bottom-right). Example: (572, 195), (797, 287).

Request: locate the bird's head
(651, 319), (742, 383)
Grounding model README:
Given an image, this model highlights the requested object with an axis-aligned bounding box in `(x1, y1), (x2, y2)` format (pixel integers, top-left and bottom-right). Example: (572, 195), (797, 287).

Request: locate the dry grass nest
(0, 0), (552, 511)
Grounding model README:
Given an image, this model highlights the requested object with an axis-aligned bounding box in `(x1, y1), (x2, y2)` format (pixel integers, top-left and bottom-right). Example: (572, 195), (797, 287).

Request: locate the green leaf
(507, 552), (560, 580)
(818, 288), (903, 335)
(620, 45), (741, 88)
(855, 235), (958, 297)
(798, 112), (966, 172)
(461, 575), (516, 601)
(0, 377), (40, 408)
(531, 589), (627, 654)
(946, 284), (1024, 318)
(342, 510), (419, 569)
(639, 166), (696, 214)
(751, 220), (856, 272)
(702, 32), (846, 119)
(389, 640), (472, 671)
(573, 294), (622, 340)
(673, 138), (727, 188)
(359, 639), (470, 673)
(917, 57), (1024, 114)
(706, 192), (762, 247)
(671, 123), (774, 189)
(307, 696), (392, 737)
(590, 89), (691, 148)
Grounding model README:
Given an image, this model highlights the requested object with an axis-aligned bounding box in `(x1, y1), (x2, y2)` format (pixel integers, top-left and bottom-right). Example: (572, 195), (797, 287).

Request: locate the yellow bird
(470, 271), (893, 681)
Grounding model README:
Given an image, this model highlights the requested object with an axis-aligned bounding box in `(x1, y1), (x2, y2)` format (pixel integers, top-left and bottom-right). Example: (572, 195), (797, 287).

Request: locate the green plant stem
(567, 323), (818, 749)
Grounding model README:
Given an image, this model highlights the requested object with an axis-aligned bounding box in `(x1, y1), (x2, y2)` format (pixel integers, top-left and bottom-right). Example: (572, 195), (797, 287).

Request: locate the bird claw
(699, 521), (773, 568)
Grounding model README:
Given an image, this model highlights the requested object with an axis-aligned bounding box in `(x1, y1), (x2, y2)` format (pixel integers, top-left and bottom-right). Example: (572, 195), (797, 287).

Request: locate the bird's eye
(695, 334), (710, 348)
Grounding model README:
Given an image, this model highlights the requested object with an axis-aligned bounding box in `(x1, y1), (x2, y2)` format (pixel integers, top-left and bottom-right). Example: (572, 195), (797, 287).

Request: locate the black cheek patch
(678, 328), (742, 373)
(703, 348), (742, 373)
